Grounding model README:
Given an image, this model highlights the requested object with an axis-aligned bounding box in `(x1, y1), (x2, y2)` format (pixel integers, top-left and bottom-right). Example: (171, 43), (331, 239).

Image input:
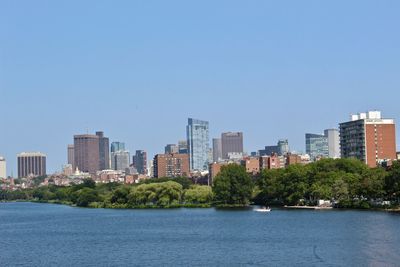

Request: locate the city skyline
(2, 1), (400, 175)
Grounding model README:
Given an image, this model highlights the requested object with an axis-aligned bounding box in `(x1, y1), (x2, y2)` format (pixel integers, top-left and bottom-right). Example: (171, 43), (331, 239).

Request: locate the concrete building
(187, 118), (209, 171)
(111, 150), (130, 171)
(0, 156), (6, 178)
(221, 132), (243, 159)
(153, 153), (190, 178)
(96, 131), (110, 170)
(340, 111), (396, 167)
(324, 129), (341, 159)
(74, 134), (100, 174)
(212, 138), (222, 162)
(17, 152), (46, 178)
(165, 144), (179, 154)
(260, 154), (285, 170)
(132, 150), (147, 175)
(67, 145), (74, 167)
(305, 133), (329, 161)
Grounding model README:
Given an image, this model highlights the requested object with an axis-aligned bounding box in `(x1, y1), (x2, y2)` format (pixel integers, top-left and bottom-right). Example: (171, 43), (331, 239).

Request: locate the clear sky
(1, 0), (400, 176)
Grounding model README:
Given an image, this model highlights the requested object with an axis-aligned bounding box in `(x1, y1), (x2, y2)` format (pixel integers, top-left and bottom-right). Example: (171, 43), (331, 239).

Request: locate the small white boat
(254, 207), (271, 212)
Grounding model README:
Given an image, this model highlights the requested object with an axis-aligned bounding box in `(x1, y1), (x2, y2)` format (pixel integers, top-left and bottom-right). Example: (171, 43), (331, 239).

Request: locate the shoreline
(2, 200), (399, 213)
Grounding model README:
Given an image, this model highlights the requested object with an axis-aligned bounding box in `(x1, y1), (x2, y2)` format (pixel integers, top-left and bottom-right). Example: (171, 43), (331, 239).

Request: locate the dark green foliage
(142, 177), (193, 189)
(213, 164), (254, 206)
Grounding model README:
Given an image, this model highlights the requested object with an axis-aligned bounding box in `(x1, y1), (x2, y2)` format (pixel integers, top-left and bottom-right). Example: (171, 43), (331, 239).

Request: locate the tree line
(1, 158), (400, 209)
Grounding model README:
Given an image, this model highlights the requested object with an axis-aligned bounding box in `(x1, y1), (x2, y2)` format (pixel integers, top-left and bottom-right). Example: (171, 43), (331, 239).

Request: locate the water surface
(0, 202), (399, 266)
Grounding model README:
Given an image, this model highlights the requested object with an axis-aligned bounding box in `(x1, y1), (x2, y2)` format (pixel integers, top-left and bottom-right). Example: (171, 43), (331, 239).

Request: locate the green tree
(213, 164), (254, 206)
(184, 185), (213, 204)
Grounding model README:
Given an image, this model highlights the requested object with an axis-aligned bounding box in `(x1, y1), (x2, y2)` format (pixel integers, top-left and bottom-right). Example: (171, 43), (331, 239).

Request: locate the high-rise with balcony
(340, 111), (396, 167)
(221, 132), (243, 160)
(153, 153), (190, 178)
(17, 152), (46, 178)
(186, 118), (209, 171)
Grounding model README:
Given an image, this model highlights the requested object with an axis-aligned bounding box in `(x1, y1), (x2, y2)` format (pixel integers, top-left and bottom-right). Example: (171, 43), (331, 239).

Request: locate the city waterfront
(1, 203), (399, 266)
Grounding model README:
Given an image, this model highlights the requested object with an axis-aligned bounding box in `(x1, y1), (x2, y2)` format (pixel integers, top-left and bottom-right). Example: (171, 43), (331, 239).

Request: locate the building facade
(133, 150), (147, 175)
(340, 111), (396, 167)
(165, 144), (179, 154)
(0, 156), (6, 178)
(221, 132), (244, 159)
(67, 144), (74, 167)
(96, 131), (110, 170)
(305, 133), (329, 161)
(111, 142), (125, 153)
(74, 134), (100, 174)
(324, 129), (341, 159)
(153, 153), (190, 178)
(17, 152), (46, 178)
(111, 150), (130, 171)
(277, 139), (289, 156)
(186, 118), (210, 171)
(178, 140), (188, 154)
(212, 138), (222, 163)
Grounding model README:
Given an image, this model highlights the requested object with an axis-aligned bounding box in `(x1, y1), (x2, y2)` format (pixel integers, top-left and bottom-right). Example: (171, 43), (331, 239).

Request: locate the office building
(153, 153), (190, 178)
(74, 134), (100, 174)
(17, 152), (46, 178)
(212, 138), (222, 162)
(96, 131), (110, 170)
(0, 156), (6, 178)
(340, 111), (396, 167)
(133, 150), (147, 175)
(165, 144), (179, 154)
(277, 139), (289, 156)
(305, 133), (329, 161)
(178, 140), (188, 154)
(259, 145), (279, 156)
(111, 150), (130, 171)
(67, 145), (74, 167)
(221, 132), (244, 159)
(186, 118), (210, 171)
(111, 142), (125, 153)
(324, 129), (341, 159)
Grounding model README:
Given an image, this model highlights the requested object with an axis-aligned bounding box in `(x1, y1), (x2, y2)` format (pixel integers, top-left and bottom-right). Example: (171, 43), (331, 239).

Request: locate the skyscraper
(0, 156), (6, 178)
(74, 133), (100, 174)
(221, 132), (244, 159)
(96, 131), (110, 170)
(67, 144), (74, 167)
(111, 142), (125, 153)
(165, 144), (179, 154)
(17, 152), (46, 178)
(186, 118), (210, 171)
(305, 133), (329, 161)
(133, 150), (147, 175)
(340, 111), (396, 167)
(324, 129), (340, 159)
(178, 140), (188, 154)
(277, 139), (289, 156)
(212, 138), (222, 162)
(111, 150), (130, 171)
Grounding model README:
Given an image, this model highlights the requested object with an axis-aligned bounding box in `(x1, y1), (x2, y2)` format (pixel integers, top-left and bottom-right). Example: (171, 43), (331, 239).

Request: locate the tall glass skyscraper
(305, 133), (329, 161)
(111, 142), (125, 153)
(187, 118), (210, 171)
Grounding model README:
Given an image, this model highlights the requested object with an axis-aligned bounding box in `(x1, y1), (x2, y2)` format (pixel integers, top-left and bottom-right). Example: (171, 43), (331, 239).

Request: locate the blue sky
(1, 0), (400, 175)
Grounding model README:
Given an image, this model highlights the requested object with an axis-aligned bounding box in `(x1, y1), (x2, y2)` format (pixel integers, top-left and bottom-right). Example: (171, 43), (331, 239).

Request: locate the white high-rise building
(0, 156), (6, 178)
(324, 129), (341, 159)
(111, 151), (130, 172)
